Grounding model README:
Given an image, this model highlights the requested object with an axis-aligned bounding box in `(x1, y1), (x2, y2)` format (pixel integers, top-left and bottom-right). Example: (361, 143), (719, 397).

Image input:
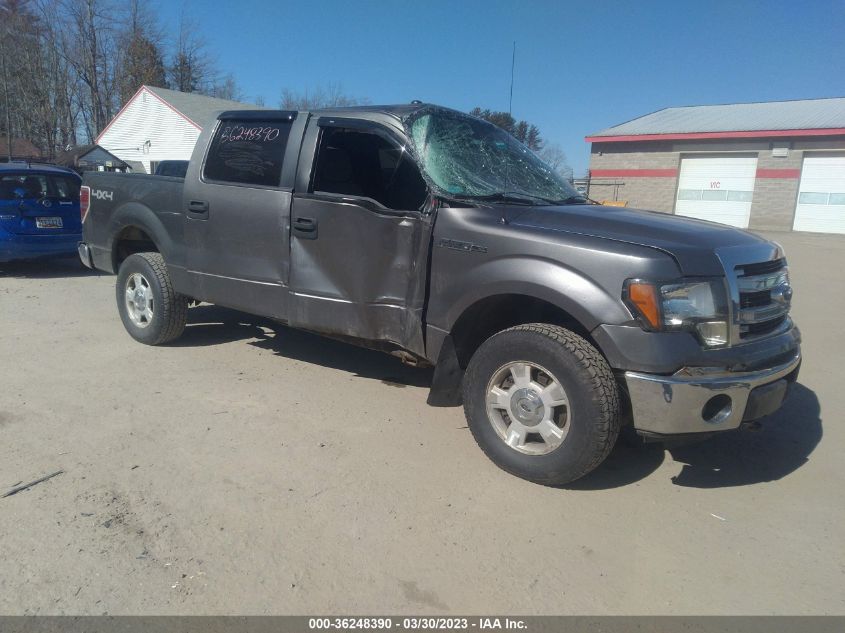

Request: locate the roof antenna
(508, 41), (516, 115)
(501, 39), (516, 226)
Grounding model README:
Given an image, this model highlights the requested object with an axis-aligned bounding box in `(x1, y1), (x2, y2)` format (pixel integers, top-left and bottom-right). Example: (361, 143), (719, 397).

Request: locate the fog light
(702, 394), (732, 424)
(696, 321), (728, 347)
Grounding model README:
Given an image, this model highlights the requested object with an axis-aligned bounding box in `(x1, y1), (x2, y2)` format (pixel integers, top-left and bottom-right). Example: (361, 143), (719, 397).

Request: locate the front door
(184, 112), (303, 318)
(289, 119), (432, 355)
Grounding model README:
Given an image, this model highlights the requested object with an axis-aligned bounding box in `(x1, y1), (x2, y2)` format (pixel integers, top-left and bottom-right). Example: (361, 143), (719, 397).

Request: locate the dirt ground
(0, 231), (843, 615)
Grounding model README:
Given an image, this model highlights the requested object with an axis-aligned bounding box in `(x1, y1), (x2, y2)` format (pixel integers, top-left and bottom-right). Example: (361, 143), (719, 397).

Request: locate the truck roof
(218, 103), (458, 124)
(311, 103), (432, 117)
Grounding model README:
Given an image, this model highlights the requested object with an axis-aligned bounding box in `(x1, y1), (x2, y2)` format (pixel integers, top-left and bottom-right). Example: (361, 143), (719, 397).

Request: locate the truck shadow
(568, 383), (822, 490)
(177, 306), (822, 490)
(177, 304), (433, 388)
(667, 383), (821, 488)
(175, 304), (276, 347)
(0, 256), (100, 279)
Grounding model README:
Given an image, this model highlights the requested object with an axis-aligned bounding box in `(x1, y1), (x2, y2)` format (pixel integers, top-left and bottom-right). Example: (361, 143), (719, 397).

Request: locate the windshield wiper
(451, 191), (558, 206)
(550, 195), (589, 205)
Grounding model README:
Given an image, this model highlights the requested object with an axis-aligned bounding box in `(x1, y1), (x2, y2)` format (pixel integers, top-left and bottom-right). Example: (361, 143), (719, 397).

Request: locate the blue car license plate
(36, 217), (63, 229)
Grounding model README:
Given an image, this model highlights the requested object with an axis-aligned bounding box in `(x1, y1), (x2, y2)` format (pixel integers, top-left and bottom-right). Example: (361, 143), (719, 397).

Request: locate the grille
(741, 315), (787, 338)
(733, 258), (791, 341)
(738, 258), (785, 277)
(740, 290), (771, 308)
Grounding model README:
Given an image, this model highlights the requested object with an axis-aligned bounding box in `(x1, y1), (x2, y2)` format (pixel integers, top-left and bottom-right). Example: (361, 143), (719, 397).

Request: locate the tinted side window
(311, 127), (427, 211)
(203, 119), (293, 187)
(157, 161), (189, 177)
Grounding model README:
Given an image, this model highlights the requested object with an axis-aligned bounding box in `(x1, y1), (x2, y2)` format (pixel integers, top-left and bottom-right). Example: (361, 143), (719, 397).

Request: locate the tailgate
(0, 173), (82, 236)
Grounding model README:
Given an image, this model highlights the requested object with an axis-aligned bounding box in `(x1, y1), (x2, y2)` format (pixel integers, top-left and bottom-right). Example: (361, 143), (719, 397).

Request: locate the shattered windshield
(407, 110), (582, 204)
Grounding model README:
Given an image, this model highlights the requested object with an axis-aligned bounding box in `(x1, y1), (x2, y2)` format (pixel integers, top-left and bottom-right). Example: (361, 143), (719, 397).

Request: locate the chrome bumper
(624, 351), (801, 435)
(78, 242), (93, 269)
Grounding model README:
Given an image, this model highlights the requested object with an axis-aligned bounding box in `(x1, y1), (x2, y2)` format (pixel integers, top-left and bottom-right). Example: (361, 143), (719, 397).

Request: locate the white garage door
(675, 156), (758, 228)
(793, 155), (845, 234)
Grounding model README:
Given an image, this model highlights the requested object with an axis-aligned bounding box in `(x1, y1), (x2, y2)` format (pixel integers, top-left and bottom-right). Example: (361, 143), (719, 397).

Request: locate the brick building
(586, 97), (845, 234)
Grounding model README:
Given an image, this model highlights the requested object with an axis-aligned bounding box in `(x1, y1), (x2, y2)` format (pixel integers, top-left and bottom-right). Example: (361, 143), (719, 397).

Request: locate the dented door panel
(288, 194), (431, 355)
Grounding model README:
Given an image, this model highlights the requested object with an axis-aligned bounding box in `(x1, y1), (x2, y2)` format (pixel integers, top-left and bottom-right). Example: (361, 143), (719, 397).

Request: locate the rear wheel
(116, 252), (188, 345)
(462, 324), (620, 485)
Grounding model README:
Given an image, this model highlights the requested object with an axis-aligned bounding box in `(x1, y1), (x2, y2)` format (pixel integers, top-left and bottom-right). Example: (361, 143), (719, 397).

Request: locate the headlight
(623, 278), (729, 347)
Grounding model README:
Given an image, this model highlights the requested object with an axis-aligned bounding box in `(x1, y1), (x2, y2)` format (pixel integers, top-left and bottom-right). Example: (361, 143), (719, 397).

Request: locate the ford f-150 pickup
(78, 104), (801, 485)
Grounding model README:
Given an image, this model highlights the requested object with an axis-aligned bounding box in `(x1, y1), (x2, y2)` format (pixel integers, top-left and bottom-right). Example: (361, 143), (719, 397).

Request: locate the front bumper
(624, 350), (801, 436)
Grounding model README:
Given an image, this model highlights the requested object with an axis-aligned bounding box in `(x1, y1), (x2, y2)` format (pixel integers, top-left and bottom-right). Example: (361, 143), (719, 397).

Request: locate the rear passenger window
(203, 118), (294, 187)
(311, 127), (428, 211)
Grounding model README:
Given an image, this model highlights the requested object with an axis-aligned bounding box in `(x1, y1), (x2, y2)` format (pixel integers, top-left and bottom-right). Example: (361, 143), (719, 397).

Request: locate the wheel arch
(427, 290), (617, 408)
(448, 293), (600, 369)
(108, 203), (173, 272)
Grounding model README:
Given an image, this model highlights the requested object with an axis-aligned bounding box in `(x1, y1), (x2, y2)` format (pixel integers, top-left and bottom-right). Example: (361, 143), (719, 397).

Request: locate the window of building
(311, 127), (427, 211)
(678, 189), (753, 202)
(203, 119), (294, 187)
(798, 192), (828, 205)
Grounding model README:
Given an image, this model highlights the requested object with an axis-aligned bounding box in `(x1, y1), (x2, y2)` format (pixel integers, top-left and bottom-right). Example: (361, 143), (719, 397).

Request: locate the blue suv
(0, 163), (82, 262)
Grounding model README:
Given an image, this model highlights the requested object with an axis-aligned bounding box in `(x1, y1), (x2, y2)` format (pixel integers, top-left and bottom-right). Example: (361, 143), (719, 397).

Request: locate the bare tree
(168, 9), (212, 93)
(0, 0), (78, 157)
(0, 0), (30, 159)
(37, 3), (79, 150)
(0, 0), (268, 156)
(208, 73), (242, 101)
(280, 83), (368, 110)
(117, 0), (166, 104)
(538, 143), (574, 182)
(58, 0), (121, 141)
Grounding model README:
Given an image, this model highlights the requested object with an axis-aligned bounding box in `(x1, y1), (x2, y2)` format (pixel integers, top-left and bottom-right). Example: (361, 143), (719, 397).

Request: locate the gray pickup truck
(78, 104), (801, 485)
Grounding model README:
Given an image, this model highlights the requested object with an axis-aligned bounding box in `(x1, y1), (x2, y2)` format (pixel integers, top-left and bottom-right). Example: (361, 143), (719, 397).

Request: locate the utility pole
(508, 41), (516, 116)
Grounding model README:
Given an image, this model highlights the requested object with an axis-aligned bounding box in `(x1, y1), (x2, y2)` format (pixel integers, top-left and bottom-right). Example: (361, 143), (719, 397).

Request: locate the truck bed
(82, 172), (186, 274)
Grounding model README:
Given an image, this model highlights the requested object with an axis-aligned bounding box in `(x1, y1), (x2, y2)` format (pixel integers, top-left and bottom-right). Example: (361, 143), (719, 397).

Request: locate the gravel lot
(1, 231), (843, 615)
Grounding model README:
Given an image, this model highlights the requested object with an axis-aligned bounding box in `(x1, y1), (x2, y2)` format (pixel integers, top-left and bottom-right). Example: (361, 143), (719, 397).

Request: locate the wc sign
(710, 181), (721, 189)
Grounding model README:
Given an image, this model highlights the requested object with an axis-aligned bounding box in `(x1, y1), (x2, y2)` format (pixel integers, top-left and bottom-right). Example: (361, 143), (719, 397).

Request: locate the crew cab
(78, 104), (801, 485)
(1, 162), (82, 262)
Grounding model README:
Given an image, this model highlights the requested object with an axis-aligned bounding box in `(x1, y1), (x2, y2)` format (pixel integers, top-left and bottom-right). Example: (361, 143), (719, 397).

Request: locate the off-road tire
(116, 252), (188, 345)
(463, 323), (620, 486)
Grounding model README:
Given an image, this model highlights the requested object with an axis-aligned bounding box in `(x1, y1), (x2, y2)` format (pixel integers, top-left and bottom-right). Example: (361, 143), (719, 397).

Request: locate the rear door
(0, 171), (81, 235)
(675, 155), (758, 228)
(288, 117), (432, 355)
(183, 111), (304, 318)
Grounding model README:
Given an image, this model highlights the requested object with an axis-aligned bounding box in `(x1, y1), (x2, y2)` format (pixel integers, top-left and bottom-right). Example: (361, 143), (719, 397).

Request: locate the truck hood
(506, 203), (774, 276)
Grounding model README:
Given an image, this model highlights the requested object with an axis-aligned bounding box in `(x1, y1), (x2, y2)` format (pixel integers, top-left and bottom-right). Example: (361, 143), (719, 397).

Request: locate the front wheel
(462, 324), (620, 486)
(116, 252), (188, 345)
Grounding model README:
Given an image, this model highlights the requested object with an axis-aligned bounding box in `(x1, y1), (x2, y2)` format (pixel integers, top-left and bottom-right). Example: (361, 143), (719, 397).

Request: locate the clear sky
(156, 0), (845, 175)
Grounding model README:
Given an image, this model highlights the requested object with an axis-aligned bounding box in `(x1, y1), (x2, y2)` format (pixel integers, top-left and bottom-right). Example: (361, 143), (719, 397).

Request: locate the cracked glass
(407, 109), (581, 205)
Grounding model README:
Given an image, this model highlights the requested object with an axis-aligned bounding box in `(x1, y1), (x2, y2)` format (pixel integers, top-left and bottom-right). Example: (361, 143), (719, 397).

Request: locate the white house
(97, 85), (257, 174)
